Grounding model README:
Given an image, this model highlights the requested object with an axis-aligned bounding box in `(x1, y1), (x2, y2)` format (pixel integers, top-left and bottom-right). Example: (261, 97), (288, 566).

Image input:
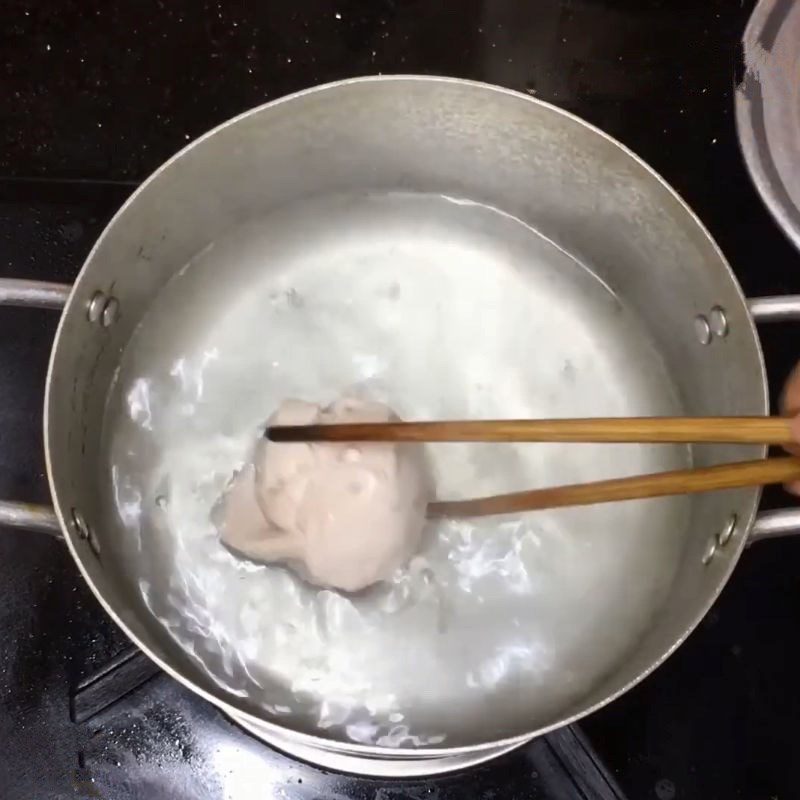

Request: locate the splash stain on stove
(65, 641), (624, 799)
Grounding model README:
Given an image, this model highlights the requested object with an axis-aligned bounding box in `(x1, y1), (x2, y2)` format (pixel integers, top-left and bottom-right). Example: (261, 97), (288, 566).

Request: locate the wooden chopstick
(428, 456), (800, 518)
(266, 416), (800, 518)
(266, 416), (794, 445)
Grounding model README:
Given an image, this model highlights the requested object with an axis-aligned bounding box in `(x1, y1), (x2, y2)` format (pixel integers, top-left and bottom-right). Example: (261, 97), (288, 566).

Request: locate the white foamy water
(101, 192), (690, 747)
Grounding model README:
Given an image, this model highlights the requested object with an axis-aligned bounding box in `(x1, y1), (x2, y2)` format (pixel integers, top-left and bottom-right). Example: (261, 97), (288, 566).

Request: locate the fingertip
(781, 361), (800, 415)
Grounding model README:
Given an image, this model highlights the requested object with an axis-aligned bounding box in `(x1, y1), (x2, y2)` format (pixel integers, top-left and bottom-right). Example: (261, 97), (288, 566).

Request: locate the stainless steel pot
(4, 76), (800, 778)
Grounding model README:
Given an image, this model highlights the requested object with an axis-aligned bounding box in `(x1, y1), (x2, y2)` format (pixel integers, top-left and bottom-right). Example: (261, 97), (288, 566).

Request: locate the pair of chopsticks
(265, 417), (800, 518)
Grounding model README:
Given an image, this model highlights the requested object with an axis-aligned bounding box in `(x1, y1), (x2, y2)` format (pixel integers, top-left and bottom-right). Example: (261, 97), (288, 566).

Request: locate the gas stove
(2, 1), (800, 798)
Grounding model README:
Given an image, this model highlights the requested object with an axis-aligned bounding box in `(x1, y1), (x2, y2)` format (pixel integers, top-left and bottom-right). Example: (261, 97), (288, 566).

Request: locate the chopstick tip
(264, 427), (285, 442)
(265, 425), (318, 442)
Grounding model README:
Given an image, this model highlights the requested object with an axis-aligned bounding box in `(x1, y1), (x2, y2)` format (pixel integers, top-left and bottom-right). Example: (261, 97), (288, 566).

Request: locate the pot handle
(748, 295), (800, 542)
(748, 296), (800, 323)
(0, 278), (71, 538)
(0, 278), (71, 310)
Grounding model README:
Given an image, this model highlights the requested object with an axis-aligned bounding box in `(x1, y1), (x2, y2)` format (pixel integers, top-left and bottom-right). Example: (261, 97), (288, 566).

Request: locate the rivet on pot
(87, 291), (106, 323)
(709, 306), (729, 338)
(701, 537), (717, 566)
(694, 314), (712, 345)
(716, 513), (737, 547)
(70, 507), (89, 539)
(101, 296), (119, 327)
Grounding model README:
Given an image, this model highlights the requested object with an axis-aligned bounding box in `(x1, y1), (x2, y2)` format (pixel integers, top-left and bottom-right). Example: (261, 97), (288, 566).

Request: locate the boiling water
(102, 192), (690, 747)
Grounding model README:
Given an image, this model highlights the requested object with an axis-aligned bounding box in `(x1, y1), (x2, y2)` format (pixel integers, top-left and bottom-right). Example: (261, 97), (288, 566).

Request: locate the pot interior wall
(46, 78), (767, 749)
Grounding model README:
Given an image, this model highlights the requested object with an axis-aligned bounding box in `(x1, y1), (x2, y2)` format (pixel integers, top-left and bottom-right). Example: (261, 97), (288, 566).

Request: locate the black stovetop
(3, 2), (800, 798)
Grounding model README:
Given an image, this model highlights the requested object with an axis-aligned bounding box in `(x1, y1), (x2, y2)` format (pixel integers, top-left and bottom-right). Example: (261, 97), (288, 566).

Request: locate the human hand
(781, 361), (800, 494)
